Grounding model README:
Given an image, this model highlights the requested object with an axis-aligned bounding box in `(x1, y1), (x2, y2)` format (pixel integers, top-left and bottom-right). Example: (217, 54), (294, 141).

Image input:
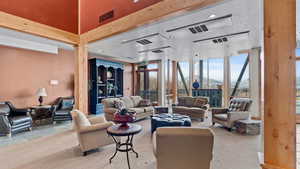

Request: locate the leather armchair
(51, 97), (74, 123)
(153, 127), (214, 169)
(212, 98), (252, 131)
(0, 102), (32, 136)
(71, 110), (114, 156)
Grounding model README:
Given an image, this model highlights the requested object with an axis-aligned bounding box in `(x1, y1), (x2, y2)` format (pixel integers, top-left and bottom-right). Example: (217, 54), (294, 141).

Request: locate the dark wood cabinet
(89, 58), (124, 114)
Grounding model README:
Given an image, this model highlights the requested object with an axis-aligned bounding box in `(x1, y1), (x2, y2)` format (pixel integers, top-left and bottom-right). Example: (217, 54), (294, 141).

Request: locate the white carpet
(0, 118), (261, 169)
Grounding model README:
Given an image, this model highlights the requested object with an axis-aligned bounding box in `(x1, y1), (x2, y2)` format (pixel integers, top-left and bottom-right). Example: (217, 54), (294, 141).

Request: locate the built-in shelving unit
(89, 58), (124, 114)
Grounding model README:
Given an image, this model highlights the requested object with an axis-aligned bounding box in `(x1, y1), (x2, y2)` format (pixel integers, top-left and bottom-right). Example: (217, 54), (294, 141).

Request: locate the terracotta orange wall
(0, 0), (78, 34)
(80, 0), (162, 33)
(0, 45), (75, 108)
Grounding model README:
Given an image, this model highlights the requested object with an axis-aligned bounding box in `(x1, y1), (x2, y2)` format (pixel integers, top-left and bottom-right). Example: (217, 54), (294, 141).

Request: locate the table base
(109, 134), (139, 169)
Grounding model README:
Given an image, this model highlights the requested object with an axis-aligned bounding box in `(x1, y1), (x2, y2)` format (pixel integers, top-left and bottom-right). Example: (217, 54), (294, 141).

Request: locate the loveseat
(102, 96), (154, 121)
(172, 96), (209, 121)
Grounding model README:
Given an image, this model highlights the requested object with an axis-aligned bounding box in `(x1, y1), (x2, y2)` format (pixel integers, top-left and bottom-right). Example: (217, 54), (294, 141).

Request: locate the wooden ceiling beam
(81, 0), (225, 43)
(0, 12), (79, 45)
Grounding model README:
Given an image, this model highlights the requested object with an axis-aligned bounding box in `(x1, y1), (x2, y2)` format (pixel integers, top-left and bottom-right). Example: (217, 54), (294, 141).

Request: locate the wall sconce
(50, 80), (59, 85)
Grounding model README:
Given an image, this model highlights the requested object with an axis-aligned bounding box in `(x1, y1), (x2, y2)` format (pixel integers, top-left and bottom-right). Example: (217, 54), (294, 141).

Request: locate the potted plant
(113, 109), (136, 129)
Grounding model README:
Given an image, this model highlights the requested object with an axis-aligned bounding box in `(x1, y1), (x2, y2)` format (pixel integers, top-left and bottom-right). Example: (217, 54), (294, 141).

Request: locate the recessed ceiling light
(133, 0), (140, 3)
(208, 14), (216, 19)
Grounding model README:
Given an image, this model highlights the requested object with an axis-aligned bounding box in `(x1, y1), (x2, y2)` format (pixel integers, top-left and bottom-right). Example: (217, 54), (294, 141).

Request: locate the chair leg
(227, 128), (232, 132)
(212, 122), (215, 125)
(83, 151), (87, 156)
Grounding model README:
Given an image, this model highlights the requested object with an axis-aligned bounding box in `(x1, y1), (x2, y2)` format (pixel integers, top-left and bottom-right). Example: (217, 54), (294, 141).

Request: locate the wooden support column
(74, 41), (89, 114)
(172, 60), (178, 103)
(263, 0), (296, 168)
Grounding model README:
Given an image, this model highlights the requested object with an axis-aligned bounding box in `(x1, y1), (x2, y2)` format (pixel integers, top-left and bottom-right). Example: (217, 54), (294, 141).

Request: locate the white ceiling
(3, 0), (300, 59)
(88, 0), (262, 63)
(0, 27), (74, 54)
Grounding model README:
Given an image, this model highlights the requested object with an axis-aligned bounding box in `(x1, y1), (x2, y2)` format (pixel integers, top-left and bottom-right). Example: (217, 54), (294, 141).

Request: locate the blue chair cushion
(61, 99), (74, 110)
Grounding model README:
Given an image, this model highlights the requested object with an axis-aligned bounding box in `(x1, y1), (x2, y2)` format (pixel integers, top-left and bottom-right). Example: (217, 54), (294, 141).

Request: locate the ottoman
(151, 113), (192, 133)
(234, 119), (261, 135)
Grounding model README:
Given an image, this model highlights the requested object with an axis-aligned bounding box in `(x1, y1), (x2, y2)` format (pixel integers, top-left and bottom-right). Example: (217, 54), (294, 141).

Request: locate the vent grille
(99, 10), (114, 23)
(188, 25), (209, 34)
(212, 37), (228, 44)
(136, 39), (152, 45)
(152, 50), (163, 53)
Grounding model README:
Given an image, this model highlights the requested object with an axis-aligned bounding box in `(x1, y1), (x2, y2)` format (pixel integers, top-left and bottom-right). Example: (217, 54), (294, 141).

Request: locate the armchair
(51, 97), (74, 123)
(212, 98), (252, 131)
(71, 110), (114, 156)
(153, 127), (214, 169)
(0, 102), (32, 136)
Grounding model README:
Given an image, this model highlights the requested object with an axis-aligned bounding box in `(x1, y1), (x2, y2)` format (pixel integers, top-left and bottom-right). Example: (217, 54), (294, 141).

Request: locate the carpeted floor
(0, 117), (261, 169)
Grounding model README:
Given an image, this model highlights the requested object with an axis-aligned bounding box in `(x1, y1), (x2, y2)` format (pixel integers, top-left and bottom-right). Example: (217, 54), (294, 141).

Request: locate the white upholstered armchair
(153, 127), (214, 169)
(71, 110), (114, 156)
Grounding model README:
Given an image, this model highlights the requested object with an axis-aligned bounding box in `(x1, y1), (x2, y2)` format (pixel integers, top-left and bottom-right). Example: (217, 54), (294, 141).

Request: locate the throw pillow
(138, 99), (151, 107)
(114, 100), (126, 110)
(61, 98), (74, 110)
(193, 98), (208, 108)
(73, 110), (91, 127)
(177, 97), (186, 106)
(120, 97), (134, 108)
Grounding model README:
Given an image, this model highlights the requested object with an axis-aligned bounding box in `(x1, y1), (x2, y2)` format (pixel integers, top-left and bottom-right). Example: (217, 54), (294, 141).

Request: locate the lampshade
(36, 88), (47, 97)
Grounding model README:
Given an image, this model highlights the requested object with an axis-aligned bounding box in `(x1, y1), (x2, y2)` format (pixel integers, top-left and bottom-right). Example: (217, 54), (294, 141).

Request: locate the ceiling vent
(212, 37), (228, 44)
(152, 50), (163, 53)
(138, 46), (171, 54)
(121, 33), (159, 45)
(99, 10), (114, 23)
(166, 14), (232, 34)
(136, 39), (152, 45)
(188, 25), (209, 34)
(193, 31), (250, 44)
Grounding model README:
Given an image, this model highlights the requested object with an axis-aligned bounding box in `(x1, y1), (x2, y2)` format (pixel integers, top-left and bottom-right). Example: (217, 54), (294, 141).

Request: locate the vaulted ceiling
(88, 0), (262, 62)
(0, 0), (163, 34)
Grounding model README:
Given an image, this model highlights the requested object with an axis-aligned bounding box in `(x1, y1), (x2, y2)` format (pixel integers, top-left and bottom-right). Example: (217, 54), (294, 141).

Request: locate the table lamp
(36, 88), (47, 106)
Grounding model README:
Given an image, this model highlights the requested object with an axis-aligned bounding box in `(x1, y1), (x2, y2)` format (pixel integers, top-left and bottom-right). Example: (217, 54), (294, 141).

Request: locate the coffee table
(107, 124), (142, 169)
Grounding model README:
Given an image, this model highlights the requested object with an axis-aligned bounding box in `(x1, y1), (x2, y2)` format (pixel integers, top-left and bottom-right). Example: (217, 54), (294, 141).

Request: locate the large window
(193, 58), (224, 89)
(230, 53), (250, 97)
(177, 61), (190, 97)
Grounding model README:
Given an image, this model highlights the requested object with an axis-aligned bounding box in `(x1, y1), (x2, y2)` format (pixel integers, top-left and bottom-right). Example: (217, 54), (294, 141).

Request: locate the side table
(107, 124), (142, 169)
(234, 119), (261, 135)
(30, 105), (52, 126)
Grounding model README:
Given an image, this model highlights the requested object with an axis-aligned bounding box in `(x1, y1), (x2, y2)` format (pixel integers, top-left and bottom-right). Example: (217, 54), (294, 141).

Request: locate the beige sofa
(71, 110), (114, 156)
(153, 127), (214, 169)
(102, 96), (154, 121)
(212, 98), (252, 131)
(172, 96), (209, 121)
